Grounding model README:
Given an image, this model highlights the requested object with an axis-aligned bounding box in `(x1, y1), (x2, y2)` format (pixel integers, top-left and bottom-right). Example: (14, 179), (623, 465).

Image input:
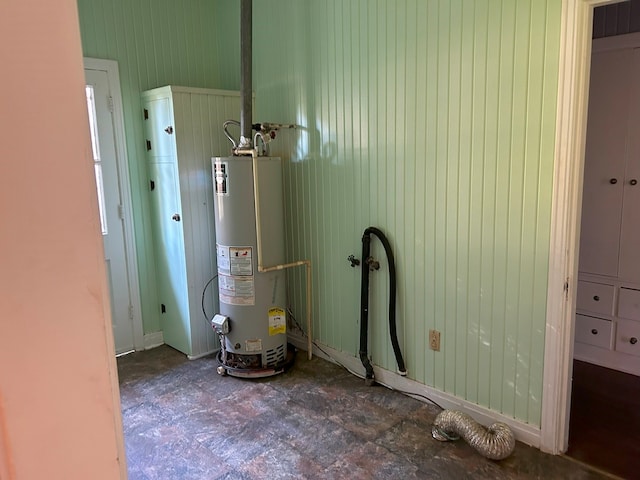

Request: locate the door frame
(84, 57), (144, 353)
(541, 0), (621, 454)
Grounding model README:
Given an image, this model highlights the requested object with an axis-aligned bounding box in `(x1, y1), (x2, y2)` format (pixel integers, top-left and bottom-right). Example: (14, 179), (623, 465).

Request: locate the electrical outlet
(429, 329), (441, 351)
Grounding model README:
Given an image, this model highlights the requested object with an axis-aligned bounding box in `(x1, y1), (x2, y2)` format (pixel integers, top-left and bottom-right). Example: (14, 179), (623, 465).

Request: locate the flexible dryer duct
(432, 410), (516, 460)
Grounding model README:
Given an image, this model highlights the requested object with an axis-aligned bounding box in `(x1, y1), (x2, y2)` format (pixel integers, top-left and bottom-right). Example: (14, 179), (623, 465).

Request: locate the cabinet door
(618, 48), (640, 283)
(148, 162), (191, 354)
(579, 48), (630, 277)
(143, 97), (176, 158)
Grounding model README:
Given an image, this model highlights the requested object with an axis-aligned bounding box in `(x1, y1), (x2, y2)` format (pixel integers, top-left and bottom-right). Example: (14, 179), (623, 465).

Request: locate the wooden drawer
(576, 281), (615, 316)
(615, 319), (640, 356)
(575, 314), (613, 349)
(618, 288), (640, 321)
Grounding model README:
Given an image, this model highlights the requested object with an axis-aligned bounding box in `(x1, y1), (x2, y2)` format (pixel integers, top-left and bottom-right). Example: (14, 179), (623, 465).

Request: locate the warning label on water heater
(268, 307), (286, 336)
(217, 245), (255, 305)
(216, 245), (253, 276)
(218, 274), (255, 306)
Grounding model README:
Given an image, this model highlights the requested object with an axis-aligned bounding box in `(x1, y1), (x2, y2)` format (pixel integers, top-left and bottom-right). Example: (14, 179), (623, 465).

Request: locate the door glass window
(85, 85), (108, 235)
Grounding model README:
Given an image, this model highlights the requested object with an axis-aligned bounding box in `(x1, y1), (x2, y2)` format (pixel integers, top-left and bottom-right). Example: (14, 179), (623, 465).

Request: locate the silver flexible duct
(431, 410), (516, 460)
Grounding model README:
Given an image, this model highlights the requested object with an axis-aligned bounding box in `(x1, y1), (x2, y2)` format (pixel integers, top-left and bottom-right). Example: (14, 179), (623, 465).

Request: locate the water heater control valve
(211, 314), (230, 335)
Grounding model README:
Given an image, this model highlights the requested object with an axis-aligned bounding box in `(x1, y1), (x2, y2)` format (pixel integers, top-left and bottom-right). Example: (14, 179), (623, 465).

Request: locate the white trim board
(288, 335), (541, 448)
(574, 342), (640, 377)
(540, 0), (622, 455)
(187, 349), (218, 361)
(591, 30), (640, 51)
(142, 332), (217, 361)
(143, 331), (164, 350)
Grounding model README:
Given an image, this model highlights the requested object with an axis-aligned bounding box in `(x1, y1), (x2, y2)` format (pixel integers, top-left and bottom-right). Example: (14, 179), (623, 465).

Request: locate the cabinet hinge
(117, 204), (125, 220)
(143, 108), (149, 120)
(150, 180), (155, 191)
(564, 278), (569, 300)
(107, 95), (114, 113)
(128, 305), (134, 320)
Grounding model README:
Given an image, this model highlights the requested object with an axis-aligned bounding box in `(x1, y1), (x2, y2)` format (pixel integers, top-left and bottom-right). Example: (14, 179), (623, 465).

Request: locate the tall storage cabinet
(575, 37), (640, 375)
(142, 86), (240, 358)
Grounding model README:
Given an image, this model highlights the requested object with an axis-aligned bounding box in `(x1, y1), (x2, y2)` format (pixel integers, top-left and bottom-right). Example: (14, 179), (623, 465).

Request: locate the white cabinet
(575, 38), (640, 376)
(579, 47), (640, 283)
(142, 86), (241, 358)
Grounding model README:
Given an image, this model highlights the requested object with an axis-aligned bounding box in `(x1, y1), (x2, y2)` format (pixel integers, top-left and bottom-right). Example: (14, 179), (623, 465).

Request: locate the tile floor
(118, 346), (614, 480)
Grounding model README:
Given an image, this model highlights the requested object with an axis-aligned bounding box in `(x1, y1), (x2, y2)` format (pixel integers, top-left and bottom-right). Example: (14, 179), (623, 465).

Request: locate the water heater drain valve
(211, 314), (230, 335)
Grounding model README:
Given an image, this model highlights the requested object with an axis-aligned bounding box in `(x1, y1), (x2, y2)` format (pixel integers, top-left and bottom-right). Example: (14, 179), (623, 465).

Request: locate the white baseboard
(288, 335), (542, 449)
(143, 331), (164, 350)
(187, 349), (218, 361)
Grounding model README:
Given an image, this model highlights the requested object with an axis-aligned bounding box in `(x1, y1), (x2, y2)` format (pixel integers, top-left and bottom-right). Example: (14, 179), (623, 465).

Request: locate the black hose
(359, 227), (407, 384)
(359, 233), (375, 383)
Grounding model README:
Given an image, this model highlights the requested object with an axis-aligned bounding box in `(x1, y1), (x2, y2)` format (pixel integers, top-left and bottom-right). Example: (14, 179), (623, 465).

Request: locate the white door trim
(84, 57), (144, 352)
(541, 0), (621, 454)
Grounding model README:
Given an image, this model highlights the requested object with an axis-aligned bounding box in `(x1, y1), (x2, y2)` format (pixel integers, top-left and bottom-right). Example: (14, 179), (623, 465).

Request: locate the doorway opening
(566, 2), (640, 478)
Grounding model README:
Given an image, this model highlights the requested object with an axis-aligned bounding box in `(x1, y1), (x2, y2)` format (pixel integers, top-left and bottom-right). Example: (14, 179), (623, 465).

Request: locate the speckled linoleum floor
(118, 345), (613, 480)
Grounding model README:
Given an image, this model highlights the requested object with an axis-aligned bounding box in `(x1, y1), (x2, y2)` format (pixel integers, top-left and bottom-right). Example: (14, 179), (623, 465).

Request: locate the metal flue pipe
(240, 0), (252, 148)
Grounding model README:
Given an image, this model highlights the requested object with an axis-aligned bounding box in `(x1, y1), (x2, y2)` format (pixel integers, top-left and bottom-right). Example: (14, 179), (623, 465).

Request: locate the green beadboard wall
(218, 0), (562, 426)
(77, 0), (236, 335)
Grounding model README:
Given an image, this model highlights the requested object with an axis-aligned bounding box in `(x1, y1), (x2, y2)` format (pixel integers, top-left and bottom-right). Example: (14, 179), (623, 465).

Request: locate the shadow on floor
(118, 345), (611, 480)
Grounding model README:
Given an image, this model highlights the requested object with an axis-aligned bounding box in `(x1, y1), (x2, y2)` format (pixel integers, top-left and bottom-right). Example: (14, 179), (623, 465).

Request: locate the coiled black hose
(359, 227), (407, 385)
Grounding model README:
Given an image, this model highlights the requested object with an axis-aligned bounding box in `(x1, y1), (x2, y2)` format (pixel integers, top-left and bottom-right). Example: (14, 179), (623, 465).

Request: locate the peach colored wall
(0, 1), (124, 479)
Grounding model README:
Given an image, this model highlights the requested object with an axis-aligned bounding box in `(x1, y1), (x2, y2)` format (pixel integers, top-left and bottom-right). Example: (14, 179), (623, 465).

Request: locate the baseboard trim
(143, 331), (164, 350)
(288, 335), (542, 449)
(187, 349), (218, 361)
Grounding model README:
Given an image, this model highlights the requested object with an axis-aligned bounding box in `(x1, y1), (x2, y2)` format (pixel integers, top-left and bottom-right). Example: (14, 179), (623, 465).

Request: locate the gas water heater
(209, 0), (310, 377)
(211, 155), (293, 377)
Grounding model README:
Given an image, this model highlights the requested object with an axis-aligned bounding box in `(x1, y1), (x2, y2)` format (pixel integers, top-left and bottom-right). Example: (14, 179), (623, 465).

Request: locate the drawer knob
(631, 337), (638, 345)
(591, 329), (598, 335)
(610, 178), (618, 184)
(630, 179), (638, 186)
(593, 295), (600, 301)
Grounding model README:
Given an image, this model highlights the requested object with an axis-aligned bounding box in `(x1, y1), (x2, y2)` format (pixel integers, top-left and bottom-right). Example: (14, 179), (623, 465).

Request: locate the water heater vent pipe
(239, 0), (252, 149)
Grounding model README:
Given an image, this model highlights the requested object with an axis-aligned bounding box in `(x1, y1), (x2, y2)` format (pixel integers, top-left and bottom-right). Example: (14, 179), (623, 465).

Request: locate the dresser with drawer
(574, 277), (640, 375)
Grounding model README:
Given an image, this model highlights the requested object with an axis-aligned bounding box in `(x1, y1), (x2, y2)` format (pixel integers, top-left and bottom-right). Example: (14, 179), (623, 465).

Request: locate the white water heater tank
(212, 156), (288, 371)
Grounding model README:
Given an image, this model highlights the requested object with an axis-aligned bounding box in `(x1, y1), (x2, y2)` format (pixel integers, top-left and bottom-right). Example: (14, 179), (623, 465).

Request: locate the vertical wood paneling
(77, 0), (226, 335)
(593, 0), (640, 38)
(251, 0), (562, 426)
(468, 0), (488, 406)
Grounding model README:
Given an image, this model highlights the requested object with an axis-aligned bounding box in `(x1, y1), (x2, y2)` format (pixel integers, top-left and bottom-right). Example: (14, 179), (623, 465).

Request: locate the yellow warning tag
(268, 307), (286, 336)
